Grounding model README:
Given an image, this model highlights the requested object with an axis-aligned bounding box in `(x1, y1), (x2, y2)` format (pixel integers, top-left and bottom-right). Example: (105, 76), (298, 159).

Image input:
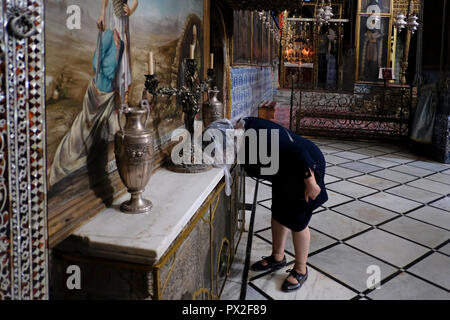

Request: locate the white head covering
(204, 119), (236, 196)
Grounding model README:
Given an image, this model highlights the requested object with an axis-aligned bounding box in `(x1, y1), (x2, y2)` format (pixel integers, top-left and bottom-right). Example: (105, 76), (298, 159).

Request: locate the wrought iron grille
(294, 86), (414, 139)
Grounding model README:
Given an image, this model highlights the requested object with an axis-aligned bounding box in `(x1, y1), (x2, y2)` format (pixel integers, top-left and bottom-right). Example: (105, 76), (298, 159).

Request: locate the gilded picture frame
(355, 0), (393, 83)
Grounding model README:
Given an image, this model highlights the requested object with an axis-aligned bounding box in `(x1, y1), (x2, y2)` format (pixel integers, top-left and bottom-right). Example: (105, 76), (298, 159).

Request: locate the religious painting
(45, 0), (204, 244)
(318, 26), (338, 89)
(359, 0), (391, 14)
(357, 15), (391, 82)
(46, 0), (203, 187)
(232, 10), (252, 64)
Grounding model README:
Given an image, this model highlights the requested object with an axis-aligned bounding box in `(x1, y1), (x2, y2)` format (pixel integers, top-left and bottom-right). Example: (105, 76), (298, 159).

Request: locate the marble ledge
(59, 167), (225, 266)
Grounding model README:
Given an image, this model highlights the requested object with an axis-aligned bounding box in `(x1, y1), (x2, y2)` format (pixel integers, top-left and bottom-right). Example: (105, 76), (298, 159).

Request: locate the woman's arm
(97, 0), (109, 31)
(304, 168), (321, 203)
(124, 0), (138, 16)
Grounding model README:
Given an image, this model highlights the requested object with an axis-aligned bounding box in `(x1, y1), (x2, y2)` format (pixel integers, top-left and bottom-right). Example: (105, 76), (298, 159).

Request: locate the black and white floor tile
(221, 138), (450, 300)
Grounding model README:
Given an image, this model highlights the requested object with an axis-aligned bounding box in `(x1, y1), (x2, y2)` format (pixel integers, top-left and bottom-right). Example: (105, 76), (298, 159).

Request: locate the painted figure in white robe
(97, 0), (139, 104)
(49, 29), (125, 187)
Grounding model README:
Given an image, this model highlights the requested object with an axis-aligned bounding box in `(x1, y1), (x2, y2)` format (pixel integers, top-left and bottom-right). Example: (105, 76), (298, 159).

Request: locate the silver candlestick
(144, 59), (216, 173)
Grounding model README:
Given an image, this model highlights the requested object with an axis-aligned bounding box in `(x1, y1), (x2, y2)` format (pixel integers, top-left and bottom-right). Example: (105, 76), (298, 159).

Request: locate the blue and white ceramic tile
(231, 67), (275, 120)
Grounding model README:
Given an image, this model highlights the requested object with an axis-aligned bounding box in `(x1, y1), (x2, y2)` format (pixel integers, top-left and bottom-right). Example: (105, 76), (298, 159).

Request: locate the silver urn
(114, 100), (153, 214)
(203, 86), (224, 128)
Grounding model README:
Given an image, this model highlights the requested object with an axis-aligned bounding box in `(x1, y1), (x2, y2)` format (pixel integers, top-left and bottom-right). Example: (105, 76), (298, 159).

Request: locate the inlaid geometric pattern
(222, 138), (450, 300)
(0, 0), (48, 300)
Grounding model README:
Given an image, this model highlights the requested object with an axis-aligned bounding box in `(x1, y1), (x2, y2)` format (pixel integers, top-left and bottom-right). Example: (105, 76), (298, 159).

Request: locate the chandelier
(394, 2), (419, 34)
(316, 0), (334, 26)
(257, 10), (281, 42)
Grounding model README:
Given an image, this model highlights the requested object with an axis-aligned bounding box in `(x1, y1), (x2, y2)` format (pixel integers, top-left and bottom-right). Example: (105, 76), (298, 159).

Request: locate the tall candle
(148, 51), (154, 75)
(193, 25), (197, 42)
(210, 53), (214, 69)
(190, 44), (195, 59)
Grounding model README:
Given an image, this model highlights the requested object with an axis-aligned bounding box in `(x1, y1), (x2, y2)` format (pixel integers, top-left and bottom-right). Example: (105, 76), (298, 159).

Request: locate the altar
(51, 166), (246, 300)
(284, 62), (314, 88)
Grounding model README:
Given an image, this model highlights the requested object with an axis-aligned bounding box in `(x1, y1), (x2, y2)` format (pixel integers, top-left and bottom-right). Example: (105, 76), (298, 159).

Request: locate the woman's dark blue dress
(242, 117), (328, 232)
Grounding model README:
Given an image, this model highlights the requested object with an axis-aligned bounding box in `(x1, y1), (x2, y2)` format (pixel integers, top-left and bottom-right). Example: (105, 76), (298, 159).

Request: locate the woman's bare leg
(271, 218), (289, 260)
(260, 218), (289, 267)
(287, 226), (310, 284)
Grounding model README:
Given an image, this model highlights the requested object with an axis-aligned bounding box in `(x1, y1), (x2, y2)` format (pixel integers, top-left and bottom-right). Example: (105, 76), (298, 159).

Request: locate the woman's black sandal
(251, 255), (287, 272)
(282, 268), (308, 292)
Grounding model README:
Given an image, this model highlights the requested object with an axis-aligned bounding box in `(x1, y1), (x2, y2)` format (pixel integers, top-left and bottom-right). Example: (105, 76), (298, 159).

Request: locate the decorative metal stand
(145, 59), (217, 173)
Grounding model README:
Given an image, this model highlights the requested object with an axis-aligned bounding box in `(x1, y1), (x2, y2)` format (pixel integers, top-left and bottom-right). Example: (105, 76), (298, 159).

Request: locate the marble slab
(325, 154), (351, 165)
(320, 146), (343, 155)
(325, 174), (341, 184)
(408, 253), (450, 290)
(361, 157), (399, 168)
(346, 141), (373, 148)
(327, 180), (378, 199)
(339, 161), (383, 174)
(430, 197), (450, 212)
(367, 272), (450, 300)
(245, 285), (269, 300)
(256, 180), (272, 202)
(407, 179), (450, 195)
(370, 169), (417, 184)
(346, 229), (429, 267)
(309, 210), (371, 240)
(327, 143), (360, 151)
(439, 243), (450, 256)
(361, 192), (422, 214)
(220, 280), (242, 300)
(406, 206), (450, 230)
(245, 177), (257, 204)
(426, 173), (450, 185)
(308, 244), (397, 292)
(334, 151), (369, 161)
(390, 165), (435, 178)
(68, 168), (225, 265)
(250, 265), (357, 300)
(385, 185), (442, 204)
(257, 198), (272, 211)
(252, 205), (273, 232)
(326, 166), (362, 179)
(323, 190), (353, 208)
(349, 175), (400, 191)
(351, 148), (386, 157)
(333, 201), (398, 225)
(379, 217), (450, 248)
(408, 161), (450, 172)
(378, 154), (416, 164)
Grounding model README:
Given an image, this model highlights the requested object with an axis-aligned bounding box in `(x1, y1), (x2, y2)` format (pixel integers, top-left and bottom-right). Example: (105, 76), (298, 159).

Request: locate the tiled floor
(221, 137), (450, 300)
